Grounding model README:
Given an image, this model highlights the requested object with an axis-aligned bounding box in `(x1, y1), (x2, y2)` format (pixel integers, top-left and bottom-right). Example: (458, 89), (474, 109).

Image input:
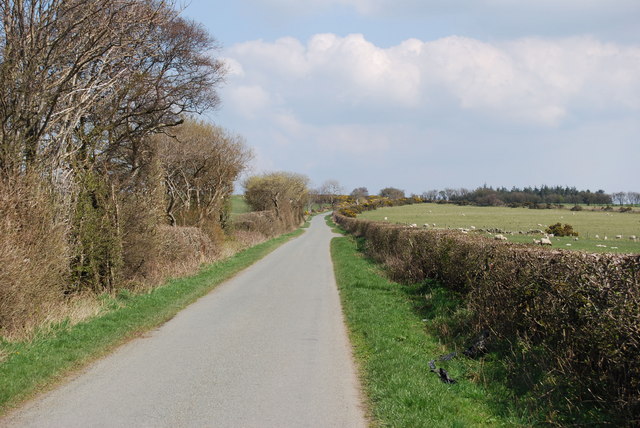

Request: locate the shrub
(545, 222), (579, 237)
(0, 174), (69, 336)
(333, 212), (639, 422)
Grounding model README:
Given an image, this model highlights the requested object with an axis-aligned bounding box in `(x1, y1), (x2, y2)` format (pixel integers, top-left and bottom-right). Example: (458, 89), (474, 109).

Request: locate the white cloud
(217, 32), (640, 193)
(225, 85), (272, 119)
(225, 34), (640, 126)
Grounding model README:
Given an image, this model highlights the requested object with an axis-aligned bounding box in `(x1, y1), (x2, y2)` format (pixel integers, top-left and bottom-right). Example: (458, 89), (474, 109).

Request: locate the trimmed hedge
(334, 213), (640, 423)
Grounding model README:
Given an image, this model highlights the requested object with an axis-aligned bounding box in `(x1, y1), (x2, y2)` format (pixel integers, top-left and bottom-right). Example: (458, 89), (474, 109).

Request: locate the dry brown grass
(0, 174), (70, 338)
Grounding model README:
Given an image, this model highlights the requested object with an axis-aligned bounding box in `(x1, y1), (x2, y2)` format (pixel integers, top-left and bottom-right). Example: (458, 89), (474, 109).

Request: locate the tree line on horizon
(314, 181), (640, 208)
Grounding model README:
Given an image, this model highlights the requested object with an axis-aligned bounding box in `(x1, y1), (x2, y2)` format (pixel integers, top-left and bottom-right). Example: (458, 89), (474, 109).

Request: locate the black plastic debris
(463, 330), (490, 358)
(438, 368), (457, 384)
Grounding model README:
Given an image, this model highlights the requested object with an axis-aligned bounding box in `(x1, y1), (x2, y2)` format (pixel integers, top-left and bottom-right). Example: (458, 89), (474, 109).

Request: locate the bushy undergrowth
(334, 213), (640, 424)
(0, 175), (69, 336)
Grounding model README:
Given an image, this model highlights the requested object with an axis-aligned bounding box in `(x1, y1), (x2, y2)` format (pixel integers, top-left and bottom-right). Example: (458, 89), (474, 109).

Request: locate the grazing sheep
(548, 233), (554, 237)
(630, 235), (637, 241)
(604, 236), (608, 240)
(410, 223), (417, 228)
(533, 239), (541, 244)
(384, 217), (388, 220)
(566, 243), (572, 246)
(470, 226), (476, 230)
(494, 234), (508, 241)
(423, 224), (429, 228)
(432, 223), (436, 227)
(540, 237), (552, 246)
(595, 234), (600, 239)
(615, 234), (623, 239)
(574, 237), (579, 241)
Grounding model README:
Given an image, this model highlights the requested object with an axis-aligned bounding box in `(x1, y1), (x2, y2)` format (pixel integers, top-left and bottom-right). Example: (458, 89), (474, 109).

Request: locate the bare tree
(380, 187), (405, 200)
(612, 192), (627, 206)
(626, 192), (640, 206)
(244, 172), (309, 226)
(319, 179), (344, 206)
(422, 189), (438, 201)
(157, 119), (252, 228)
(350, 187), (369, 203)
(0, 0), (224, 175)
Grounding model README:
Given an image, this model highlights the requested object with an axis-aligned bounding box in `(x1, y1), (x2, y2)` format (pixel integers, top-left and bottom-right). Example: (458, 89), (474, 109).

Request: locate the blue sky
(181, 1), (640, 195)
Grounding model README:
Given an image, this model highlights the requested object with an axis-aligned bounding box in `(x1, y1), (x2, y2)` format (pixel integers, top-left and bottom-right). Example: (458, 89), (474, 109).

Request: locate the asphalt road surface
(2, 214), (367, 428)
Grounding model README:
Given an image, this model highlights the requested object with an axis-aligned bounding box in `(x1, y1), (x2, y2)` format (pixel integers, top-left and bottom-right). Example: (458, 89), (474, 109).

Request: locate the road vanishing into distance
(2, 215), (367, 428)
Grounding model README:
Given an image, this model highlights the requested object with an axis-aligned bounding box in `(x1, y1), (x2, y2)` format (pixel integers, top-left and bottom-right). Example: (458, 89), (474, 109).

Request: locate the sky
(180, 0), (640, 195)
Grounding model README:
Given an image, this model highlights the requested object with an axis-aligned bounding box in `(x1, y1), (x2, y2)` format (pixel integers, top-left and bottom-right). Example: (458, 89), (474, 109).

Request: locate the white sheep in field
(423, 224), (429, 228)
(630, 235), (637, 241)
(574, 237), (579, 241)
(494, 234), (508, 241)
(409, 223), (417, 228)
(615, 234), (622, 239)
(384, 217), (388, 220)
(533, 239), (541, 244)
(540, 237), (552, 246)
(595, 234), (600, 239)
(566, 243), (572, 247)
(470, 226), (476, 230)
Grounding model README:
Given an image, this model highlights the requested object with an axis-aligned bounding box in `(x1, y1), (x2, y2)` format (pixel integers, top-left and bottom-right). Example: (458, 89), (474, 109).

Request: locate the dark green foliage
(70, 170), (122, 293)
(545, 222), (578, 237)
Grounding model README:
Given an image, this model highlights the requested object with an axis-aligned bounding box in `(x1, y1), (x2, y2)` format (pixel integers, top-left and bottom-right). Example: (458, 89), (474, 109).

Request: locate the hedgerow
(334, 212), (640, 424)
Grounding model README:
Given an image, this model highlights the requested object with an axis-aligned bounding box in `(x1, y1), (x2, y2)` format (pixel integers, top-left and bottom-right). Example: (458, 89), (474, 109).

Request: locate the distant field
(359, 203), (640, 254)
(230, 195), (251, 217)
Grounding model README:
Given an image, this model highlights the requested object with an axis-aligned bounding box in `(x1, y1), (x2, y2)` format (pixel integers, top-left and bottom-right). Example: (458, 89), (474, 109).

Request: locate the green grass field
(229, 195), (251, 217)
(359, 203), (640, 254)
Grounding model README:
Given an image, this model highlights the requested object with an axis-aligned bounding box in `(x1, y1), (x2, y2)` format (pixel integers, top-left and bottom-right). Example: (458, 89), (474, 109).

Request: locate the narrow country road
(2, 214), (367, 428)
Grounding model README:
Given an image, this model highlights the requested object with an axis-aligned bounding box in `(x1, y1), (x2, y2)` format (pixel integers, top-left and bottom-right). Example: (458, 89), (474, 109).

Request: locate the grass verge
(329, 217), (531, 427)
(0, 228), (304, 415)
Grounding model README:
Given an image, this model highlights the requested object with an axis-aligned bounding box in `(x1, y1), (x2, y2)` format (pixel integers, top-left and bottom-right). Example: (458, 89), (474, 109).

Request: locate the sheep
(432, 223), (436, 227)
(494, 234), (508, 241)
(470, 226), (476, 230)
(595, 234), (600, 239)
(409, 223), (417, 228)
(384, 217), (388, 221)
(630, 235), (637, 241)
(423, 224), (429, 228)
(566, 243), (572, 247)
(604, 236), (608, 240)
(574, 237), (579, 241)
(540, 237), (552, 246)
(533, 239), (541, 244)
(616, 234), (623, 239)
